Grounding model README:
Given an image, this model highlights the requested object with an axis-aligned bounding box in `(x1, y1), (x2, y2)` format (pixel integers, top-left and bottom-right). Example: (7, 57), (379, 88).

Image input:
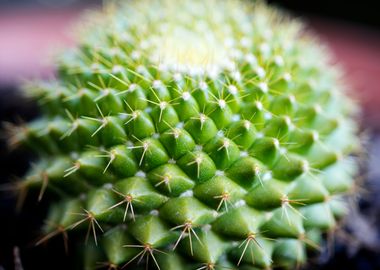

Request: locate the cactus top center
(151, 26), (230, 76)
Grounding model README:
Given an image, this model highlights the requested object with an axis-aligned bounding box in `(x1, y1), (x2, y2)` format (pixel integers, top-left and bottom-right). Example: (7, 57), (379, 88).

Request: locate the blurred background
(0, 0), (379, 269)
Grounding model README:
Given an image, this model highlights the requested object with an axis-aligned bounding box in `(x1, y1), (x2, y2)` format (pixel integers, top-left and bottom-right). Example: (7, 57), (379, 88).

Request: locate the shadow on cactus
(6, 0), (360, 269)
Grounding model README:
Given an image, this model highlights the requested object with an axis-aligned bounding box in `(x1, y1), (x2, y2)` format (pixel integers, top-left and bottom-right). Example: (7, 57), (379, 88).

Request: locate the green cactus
(8, 0), (359, 269)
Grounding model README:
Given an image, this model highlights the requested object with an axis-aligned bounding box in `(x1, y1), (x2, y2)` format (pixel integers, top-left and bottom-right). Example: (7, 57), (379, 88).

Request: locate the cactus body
(11, 0), (359, 269)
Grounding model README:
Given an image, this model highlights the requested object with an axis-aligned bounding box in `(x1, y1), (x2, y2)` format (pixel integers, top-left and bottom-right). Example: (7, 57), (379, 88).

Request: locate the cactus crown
(10, 0), (359, 269)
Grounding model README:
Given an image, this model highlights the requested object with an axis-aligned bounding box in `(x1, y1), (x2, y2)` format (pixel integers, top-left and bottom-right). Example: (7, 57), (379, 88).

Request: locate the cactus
(8, 0), (359, 269)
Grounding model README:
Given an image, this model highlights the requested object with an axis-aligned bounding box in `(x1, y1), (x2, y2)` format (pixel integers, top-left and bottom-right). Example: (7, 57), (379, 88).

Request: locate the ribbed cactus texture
(10, 0), (359, 269)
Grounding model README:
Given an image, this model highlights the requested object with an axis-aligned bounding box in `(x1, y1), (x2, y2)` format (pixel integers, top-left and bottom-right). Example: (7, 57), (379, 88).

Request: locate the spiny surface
(10, 0), (359, 269)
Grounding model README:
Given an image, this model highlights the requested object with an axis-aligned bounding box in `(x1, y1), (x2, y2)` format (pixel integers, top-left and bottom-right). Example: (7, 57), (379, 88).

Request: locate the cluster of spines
(8, 1), (359, 269)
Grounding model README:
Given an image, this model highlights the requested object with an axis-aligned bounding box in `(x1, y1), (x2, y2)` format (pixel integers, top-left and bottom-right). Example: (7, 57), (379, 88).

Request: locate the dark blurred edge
(0, 86), (76, 270)
(268, 0), (380, 30)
